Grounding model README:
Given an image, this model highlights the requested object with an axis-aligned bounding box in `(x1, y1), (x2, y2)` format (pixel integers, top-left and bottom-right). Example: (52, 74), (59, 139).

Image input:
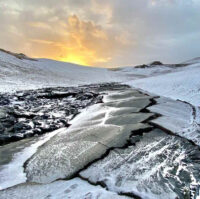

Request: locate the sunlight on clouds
(28, 22), (51, 29)
(27, 15), (119, 66)
(61, 54), (92, 66)
(57, 15), (123, 66)
(1, 0), (200, 67)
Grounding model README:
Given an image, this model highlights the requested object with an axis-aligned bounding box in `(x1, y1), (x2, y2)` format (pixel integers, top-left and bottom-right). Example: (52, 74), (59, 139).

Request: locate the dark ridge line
(0, 48), (37, 61)
(176, 99), (197, 121)
(142, 113), (161, 123)
(140, 97), (159, 113)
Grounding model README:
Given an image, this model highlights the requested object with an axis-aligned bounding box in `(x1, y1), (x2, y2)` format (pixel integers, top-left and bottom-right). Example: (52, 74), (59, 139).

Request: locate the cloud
(0, 0), (200, 67)
(59, 15), (129, 66)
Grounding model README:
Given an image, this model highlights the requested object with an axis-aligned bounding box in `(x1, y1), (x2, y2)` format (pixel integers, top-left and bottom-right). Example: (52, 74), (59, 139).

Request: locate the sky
(0, 0), (200, 67)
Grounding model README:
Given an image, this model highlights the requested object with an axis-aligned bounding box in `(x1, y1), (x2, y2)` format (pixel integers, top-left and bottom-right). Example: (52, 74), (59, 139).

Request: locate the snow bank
(128, 63), (200, 106)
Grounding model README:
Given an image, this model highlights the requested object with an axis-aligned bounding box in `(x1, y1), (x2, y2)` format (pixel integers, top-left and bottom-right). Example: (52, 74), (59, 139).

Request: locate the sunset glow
(61, 54), (90, 66)
(0, 0), (200, 67)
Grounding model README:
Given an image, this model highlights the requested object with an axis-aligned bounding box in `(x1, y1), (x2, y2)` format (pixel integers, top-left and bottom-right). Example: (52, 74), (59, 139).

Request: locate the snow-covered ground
(0, 178), (129, 199)
(0, 128), (64, 190)
(1, 49), (200, 108)
(128, 63), (200, 107)
(2, 87), (199, 199)
(0, 50), (119, 93)
(1, 49), (200, 199)
(1, 49), (200, 140)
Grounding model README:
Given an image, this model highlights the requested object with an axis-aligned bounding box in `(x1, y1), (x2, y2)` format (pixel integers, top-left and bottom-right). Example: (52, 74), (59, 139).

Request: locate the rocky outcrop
(0, 84), (108, 145)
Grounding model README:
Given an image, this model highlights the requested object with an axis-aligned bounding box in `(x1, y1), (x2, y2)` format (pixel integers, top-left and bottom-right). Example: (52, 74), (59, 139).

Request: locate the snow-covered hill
(127, 62), (200, 106)
(0, 49), (200, 107)
(0, 50), (115, 93)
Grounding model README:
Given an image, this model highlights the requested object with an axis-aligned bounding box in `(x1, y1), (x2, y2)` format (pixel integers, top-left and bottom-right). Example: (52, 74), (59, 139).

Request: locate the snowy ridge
(0, 50), (116, 93)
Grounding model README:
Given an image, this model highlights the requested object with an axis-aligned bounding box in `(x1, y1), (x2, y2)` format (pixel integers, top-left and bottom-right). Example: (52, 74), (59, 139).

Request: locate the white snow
(128, 63), (200, 107)
(1, 49), (200, 198)
(0, 128), (64, 190)
(117, 65), (173, 78)
(0, 178), (129, 199)
(0, 50), (117, 93)
(148, 98), (193, 132)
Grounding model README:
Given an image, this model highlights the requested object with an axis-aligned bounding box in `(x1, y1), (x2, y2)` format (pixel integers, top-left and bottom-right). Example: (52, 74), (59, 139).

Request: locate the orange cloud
(59, 15), (127, 66)
(13, 15), (129, 67)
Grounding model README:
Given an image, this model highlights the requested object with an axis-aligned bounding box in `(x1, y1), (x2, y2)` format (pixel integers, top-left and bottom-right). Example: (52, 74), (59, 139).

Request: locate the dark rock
(135, 64), (148, 69)
(0, 83), (125, 145)
(150, 61), (163, 65)
(13, 122), (32, 132)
